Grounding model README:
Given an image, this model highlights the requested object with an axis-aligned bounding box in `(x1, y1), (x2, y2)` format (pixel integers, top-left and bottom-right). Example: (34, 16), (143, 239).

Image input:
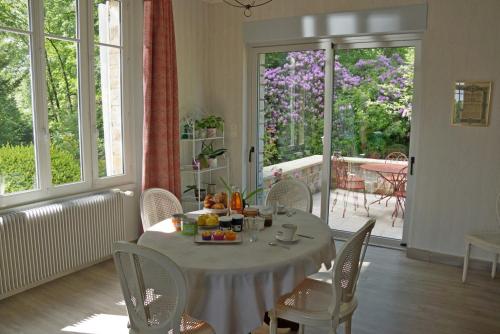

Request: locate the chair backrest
(265, 178), (313, 213)
(141, 188), (183, 230)
(329, 218), (376, 318)
(113, 241), (187, 334)
(385, 151), (408, 162)
(332, 156), (349, 189)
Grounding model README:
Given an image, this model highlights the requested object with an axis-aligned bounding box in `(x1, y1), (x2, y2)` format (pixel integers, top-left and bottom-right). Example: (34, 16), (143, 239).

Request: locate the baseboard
(407, 247), (497, 272)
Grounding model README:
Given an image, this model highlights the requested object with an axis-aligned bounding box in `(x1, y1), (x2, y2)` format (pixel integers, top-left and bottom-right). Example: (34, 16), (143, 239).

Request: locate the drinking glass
(248, 217), (259, 242)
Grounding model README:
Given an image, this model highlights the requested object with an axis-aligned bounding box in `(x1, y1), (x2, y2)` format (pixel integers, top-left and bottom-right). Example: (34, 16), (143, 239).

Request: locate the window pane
(45, 38), (82, 185)
(0, 32), (36, 194)
(0, 0), (29, 31)
(94, 0), (121, 46)
(95, 45), (123, 177)
(44, 0), (77, 38)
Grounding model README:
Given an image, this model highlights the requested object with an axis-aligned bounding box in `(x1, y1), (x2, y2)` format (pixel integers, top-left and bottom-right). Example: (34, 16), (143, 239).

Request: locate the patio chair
(331, 156), (369, 218)
(141, 188), (183, 230)
(113, 241), (215, 334)
(462, 193), (500, 282)
(268, 218), (376, 334)
(265, 178), (313, 213)
(391, 166), (408, 226)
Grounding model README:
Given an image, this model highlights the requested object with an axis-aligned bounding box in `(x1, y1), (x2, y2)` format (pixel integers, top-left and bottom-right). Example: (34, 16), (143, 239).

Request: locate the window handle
(410, 156), (415, 175)
(248, 146), (255, 163)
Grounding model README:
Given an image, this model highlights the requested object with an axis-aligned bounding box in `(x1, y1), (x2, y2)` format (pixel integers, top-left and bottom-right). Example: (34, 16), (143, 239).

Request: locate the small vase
(206, 128), (217, 138)
(192, 159), (200, 170)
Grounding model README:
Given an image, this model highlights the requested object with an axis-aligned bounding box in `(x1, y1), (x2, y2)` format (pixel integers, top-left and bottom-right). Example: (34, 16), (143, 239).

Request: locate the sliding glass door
(248, 42), (333, 220)
(249, 39), (419, 246)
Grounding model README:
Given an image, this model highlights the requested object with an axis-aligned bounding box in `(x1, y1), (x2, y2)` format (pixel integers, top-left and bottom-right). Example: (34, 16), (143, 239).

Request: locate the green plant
(199, 142), (227, 159)
(0, 144), (80, 194)
(219, 176), (263, 207)
(196, 115), (224, 130)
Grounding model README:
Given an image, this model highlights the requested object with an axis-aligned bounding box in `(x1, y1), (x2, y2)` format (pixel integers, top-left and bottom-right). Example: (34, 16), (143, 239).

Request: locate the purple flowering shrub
(263, 47), (414, 165)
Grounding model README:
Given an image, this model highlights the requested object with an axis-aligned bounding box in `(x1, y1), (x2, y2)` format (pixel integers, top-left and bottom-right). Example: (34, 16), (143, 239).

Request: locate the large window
(0, 0), (130, 206)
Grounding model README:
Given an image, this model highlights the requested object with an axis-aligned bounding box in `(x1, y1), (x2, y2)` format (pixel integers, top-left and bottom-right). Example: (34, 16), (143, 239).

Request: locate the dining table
(137, 210), (336, 334)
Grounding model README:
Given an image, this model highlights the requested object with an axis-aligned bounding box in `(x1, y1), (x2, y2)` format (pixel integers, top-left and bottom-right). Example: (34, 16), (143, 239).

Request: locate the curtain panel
(142, 0), (181, 198)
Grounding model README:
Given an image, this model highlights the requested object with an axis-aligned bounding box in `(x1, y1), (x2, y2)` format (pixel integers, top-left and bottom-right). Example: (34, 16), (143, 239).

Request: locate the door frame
(245, 36), (423, 247)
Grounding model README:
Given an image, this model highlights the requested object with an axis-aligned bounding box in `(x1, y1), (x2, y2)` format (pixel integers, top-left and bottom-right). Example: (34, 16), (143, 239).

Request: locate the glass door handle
(248, 146), (255, 163)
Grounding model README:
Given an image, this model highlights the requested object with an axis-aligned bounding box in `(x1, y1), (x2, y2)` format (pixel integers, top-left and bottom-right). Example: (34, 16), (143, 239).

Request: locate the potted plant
(183, 185), (206, 201)
(180, 116), (194, 139)
(195, 119), (206, 139)
(198, 142), (227, 169)
(199, 115), (224, 138)
(219, 177), (263, 208)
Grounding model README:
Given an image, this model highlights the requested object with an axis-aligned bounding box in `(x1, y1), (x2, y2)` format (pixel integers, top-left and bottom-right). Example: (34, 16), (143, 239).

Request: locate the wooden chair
(265, 178), (313, 213)
(391, 166), (408, 226)
(462, 193), (500, 282)
(113, 242), (215, 334)
(331, 156), (369, 218)
(140, 188), (183, 230)
(269, 219), (376, 334)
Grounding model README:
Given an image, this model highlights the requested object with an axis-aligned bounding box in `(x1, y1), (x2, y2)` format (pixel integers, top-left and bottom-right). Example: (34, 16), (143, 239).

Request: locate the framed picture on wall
(452, 81), (492, 126)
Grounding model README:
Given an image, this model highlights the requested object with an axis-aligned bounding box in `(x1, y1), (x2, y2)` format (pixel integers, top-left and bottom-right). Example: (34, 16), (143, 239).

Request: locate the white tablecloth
(138, 211), (336, 334)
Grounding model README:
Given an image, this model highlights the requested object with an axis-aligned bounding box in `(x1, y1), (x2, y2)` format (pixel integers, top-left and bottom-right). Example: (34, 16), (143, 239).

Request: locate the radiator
(0, 191), (126, 300)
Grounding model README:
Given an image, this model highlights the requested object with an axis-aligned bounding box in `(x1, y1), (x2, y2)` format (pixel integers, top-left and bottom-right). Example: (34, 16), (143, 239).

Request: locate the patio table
(137, 210), (335, 334)
(360, 162), (408, 214)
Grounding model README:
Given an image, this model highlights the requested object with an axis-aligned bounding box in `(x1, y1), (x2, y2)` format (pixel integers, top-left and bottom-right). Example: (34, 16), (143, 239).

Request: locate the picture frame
(452, 81), (492, 127)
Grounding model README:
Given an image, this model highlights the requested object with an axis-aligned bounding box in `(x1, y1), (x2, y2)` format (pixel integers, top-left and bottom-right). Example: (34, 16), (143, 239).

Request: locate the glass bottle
(230, 186), (243, 214)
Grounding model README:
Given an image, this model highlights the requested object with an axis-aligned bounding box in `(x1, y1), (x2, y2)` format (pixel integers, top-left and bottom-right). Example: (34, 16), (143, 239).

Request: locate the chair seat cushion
(465, 232), (500, 252)
(275, 278), (357, 322)
(180, 314), (215, 334)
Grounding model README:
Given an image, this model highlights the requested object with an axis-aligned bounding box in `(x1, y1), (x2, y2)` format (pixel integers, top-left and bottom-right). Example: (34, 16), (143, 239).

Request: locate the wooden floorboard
(0, 246), (499, 334)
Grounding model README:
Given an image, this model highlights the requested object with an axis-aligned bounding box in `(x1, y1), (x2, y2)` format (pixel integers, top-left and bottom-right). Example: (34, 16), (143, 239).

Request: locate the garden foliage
(263, 47), (414, 166)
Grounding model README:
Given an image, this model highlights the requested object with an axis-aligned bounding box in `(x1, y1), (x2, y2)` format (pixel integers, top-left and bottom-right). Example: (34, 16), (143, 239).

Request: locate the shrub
(0, 144), (81, 193)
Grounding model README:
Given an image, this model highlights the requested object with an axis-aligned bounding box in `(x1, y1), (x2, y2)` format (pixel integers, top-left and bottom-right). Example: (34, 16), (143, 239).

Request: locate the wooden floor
(1, 246), (499, 334)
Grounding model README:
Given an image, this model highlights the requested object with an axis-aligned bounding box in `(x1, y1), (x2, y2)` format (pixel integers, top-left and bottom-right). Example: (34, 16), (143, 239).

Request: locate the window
(0, 0), (131, 207)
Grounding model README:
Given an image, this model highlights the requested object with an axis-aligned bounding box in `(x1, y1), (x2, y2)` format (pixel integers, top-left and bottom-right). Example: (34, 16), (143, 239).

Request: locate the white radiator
(0, 191), (126, 300)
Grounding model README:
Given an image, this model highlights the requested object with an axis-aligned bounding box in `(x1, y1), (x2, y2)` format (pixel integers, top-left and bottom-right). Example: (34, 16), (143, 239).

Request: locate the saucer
(275, 234), (299, 243)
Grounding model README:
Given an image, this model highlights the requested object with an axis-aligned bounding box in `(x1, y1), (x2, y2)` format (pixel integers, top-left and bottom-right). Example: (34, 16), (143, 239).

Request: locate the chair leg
(363, 189), (369, 217)
(298, 324), (305, 334)
(268, 309), (278, 334)
(344, 315), (352, 334)
(462, 242), (471, 283)
(342, 190), (348, 218)
(492, 253), (498, 279)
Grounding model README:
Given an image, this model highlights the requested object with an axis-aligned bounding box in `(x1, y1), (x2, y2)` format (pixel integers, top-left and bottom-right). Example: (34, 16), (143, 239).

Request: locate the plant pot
(195, 188), (206, 201)
(198, 154), (209, 169)
(208, 158), (218, 169)
(206, 128), (217, 138)
(192, 159), (200, 170)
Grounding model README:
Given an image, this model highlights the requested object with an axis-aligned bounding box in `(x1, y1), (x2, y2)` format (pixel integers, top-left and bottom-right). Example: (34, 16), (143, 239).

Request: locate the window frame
(0, 0), (134, 209)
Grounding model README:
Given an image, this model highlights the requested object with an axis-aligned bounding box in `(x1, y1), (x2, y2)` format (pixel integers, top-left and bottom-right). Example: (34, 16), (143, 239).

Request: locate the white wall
(193, 0), (500, 260)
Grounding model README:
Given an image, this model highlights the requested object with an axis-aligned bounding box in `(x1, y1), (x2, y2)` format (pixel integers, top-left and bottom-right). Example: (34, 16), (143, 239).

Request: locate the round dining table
(137, 210), (336, 334)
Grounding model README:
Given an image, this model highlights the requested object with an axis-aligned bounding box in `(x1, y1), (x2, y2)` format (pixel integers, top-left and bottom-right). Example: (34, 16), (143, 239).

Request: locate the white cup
(277, 223), (297, 241)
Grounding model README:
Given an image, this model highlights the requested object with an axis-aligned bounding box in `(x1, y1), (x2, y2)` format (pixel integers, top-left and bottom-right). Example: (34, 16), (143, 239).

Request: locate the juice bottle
(230, 187), (243, 214)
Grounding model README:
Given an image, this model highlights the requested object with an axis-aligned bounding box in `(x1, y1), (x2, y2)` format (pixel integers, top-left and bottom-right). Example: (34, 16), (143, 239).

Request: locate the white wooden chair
(265, 179), (313, 213)
(462, 193), (500, 282)
(269, 218), (376, 334)
(113, 242), (215, 334)
(140, 188), (183, 230)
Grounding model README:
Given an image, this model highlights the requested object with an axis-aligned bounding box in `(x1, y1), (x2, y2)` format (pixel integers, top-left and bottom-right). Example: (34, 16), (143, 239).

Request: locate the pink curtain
(142, 0), (181, 198)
